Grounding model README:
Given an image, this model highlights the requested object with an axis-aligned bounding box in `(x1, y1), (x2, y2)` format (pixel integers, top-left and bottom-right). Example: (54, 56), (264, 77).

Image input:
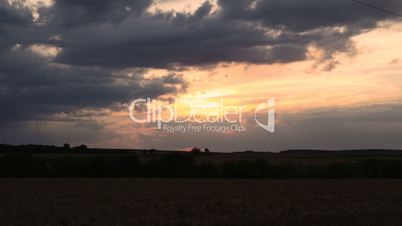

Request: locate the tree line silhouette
(1, 148), (402, 178)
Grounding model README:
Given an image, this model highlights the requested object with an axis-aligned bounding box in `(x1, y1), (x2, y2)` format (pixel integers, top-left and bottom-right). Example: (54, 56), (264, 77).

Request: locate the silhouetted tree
(75, 144), (88, 151)
(63, 143), (71, 151)
(191, 147), (201, 154)
(204, 148), (210, 153)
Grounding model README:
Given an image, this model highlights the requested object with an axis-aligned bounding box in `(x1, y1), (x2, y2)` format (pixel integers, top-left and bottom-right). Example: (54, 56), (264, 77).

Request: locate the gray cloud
(0, 46), (187, 123)
(218, 0), (402, 31)
(3, 0), (399, 69)
(39, 0), (152, 26)
(0, 0), (32, 26)
(46, 0), (400, 68)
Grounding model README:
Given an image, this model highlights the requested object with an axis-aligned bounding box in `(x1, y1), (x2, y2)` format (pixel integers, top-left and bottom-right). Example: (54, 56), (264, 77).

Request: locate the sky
(0, 0), (402, 152)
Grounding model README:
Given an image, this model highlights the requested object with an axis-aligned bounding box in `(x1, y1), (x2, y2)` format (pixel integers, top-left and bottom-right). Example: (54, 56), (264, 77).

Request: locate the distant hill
(1, 144), (402, 157)
(279, 149), (402, 157)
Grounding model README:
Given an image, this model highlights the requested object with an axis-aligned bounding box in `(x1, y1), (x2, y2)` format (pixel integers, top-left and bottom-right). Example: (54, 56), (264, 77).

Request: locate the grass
(1, 179), (402, 225)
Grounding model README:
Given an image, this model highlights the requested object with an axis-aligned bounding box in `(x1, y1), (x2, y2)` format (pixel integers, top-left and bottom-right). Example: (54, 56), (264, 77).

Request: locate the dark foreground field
(1, 179), (402, 225)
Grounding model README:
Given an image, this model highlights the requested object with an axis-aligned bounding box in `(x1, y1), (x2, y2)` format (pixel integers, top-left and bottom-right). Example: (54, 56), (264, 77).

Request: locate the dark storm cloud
(3, 0), (401, 69)
(48, 0), (401, 68)
(0, 0), (188, 126)
(0, 0), (34, 49)
(0, 46), (187, 123)
(39, 0), (152, 26)
(51, 15), (337, 68)
(0, 0), (32, 25)
(2, 0), (397, 69)
(218, 0), (402, 31)
(53, 14), (276, 68)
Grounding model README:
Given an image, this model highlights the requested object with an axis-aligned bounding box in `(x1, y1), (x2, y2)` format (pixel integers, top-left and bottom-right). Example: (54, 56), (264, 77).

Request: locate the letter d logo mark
(254, 98), (275, 133)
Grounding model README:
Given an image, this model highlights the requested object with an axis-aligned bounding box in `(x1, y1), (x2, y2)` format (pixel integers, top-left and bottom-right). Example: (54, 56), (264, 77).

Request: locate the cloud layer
(1, 0), (401, 148)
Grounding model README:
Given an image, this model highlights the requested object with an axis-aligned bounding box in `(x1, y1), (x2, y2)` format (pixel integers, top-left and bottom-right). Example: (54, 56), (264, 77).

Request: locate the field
(1, 179), (402, 225)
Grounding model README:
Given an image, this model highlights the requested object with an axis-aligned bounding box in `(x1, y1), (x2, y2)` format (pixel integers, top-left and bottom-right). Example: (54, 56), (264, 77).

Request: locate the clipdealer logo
(128, 98), (275, 133)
